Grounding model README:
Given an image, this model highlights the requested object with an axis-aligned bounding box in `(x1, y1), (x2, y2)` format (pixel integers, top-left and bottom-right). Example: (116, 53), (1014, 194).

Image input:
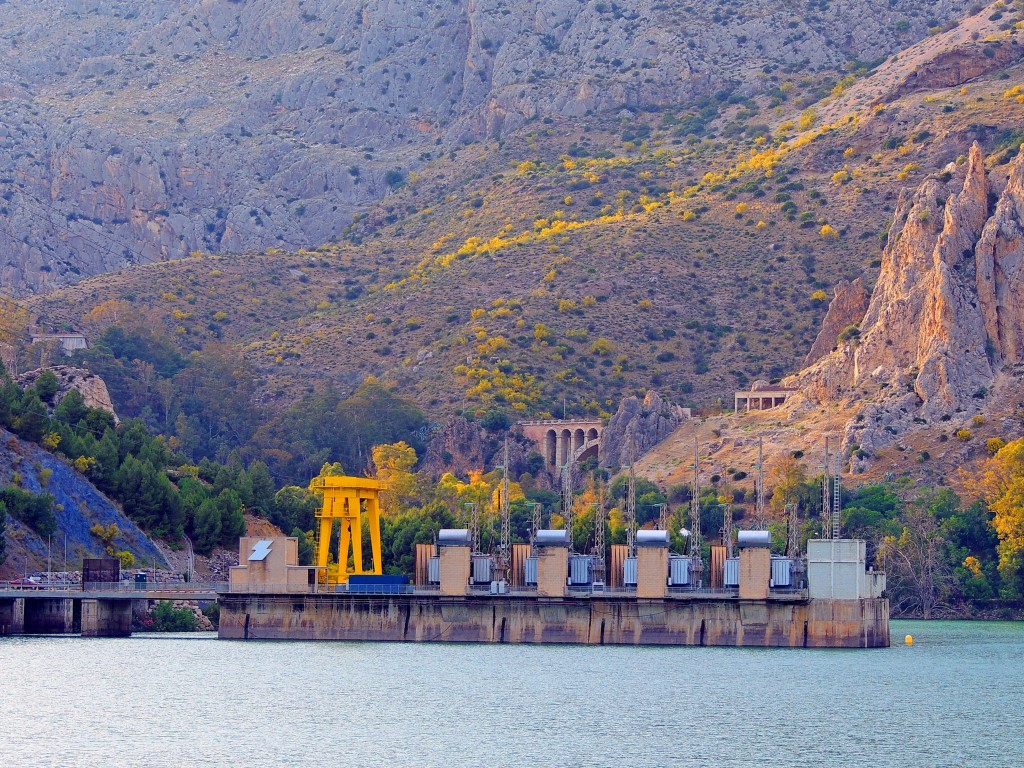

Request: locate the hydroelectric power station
(219, 471), (889, 648)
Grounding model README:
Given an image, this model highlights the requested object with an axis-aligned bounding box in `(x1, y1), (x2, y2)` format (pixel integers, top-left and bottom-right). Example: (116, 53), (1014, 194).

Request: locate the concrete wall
(0, 597), (25, 635)
(807, 539), (885, 599)
(231, 537), (301, 591)
(536, 547), (568, 597)
(636, 548), (668, 598)
(439, 546), (471, 595)
(219, 594), (889, 648)
(739, 548), (770, 600)
(23, 597), (73, 634)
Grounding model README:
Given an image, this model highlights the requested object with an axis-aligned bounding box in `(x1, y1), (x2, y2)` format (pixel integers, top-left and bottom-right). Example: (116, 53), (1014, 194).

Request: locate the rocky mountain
(18, 365), (119, 422)
(11, 1), (1024, 437)
(641, 141), (1024, 491)
(0, 0), (975, 294)
(598, 390), (689, 469)
(792, 142), (1024, 459)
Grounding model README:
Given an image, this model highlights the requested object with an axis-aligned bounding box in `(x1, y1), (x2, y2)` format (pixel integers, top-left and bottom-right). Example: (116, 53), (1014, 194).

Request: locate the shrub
(148, 601), (198, 632)
(955, 429), (973, 442)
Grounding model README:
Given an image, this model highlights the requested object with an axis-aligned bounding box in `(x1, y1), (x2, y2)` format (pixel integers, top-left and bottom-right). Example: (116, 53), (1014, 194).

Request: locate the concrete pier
(0, 597), (25, 635)
(219, 594), (889, 648)
(81, 599), (133, 637)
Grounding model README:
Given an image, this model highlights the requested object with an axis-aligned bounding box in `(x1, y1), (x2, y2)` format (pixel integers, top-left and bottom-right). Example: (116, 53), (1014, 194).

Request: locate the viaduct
(518, 419), (603, 469)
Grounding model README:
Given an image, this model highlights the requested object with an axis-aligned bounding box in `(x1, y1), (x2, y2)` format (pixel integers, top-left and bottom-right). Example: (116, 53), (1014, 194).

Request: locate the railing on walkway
(0, 581), (225, 595)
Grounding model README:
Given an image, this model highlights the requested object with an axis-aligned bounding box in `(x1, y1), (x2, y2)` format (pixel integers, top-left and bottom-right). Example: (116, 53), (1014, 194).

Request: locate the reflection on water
(1, 621), (1022, 768)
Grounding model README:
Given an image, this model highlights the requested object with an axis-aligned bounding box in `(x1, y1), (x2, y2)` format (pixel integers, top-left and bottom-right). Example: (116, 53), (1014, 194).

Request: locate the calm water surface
(1, 621), (1021, 768)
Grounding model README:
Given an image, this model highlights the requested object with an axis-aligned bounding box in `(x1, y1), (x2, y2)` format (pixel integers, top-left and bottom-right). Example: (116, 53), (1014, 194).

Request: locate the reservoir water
(1, 620), (1021, 768)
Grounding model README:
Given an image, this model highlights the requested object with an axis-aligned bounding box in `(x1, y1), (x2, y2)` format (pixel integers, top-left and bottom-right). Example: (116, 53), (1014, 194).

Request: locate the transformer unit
(471, 555), (494, 585)
(770, 556), (793, 588)
(668, 556), (691, 586)
(724, 558), (740, 587)
(524, 557), (538, 586)
(623, 557), (638, 587)
(569, 554), (593, 586)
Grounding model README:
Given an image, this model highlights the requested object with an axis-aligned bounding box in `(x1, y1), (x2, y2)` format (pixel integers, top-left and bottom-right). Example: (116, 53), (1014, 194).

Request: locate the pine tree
(193, 499), (222, 554)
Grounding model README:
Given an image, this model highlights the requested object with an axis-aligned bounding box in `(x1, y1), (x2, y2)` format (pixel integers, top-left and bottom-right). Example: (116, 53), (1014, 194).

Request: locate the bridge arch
(518, 419), (605, 469)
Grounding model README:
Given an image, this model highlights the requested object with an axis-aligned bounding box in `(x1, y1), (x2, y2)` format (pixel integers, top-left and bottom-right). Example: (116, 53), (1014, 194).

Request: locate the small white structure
(31, 334), (89, 355)
(806, 539), (885, 599)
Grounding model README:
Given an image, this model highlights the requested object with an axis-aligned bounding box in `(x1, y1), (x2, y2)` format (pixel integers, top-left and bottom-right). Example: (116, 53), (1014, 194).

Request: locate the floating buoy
(905, 634), (913, 645)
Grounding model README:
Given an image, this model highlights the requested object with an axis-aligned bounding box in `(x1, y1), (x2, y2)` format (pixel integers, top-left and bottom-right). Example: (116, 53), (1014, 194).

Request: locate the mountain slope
(0, 427), (167, 577)
(25, 3), (1024, 422)
(0, 0), (975, 292)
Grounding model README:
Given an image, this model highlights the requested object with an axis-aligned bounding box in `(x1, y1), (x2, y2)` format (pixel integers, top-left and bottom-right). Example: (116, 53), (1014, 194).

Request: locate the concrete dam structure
(219, 532), (889, 648)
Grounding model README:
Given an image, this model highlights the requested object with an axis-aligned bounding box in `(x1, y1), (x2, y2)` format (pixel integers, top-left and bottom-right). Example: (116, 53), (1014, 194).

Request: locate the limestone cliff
(803, 278), (869, 368)
(421, 416), (494, 480)
(790, 142), (1024, 459)
(0, 0), (973, 294)
(599, 390), (689, 470)
(18, 365), (119, 424)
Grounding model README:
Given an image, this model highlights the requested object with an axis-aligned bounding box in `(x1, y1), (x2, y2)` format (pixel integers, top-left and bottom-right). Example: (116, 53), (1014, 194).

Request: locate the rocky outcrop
(790, 142), (1024, 460)
(18, 365), (119, 423)
(803, 279), (869, 367)
(0, 0), (973, 294)
(599, 390), (689, 469)
(421, 416), (495, 480)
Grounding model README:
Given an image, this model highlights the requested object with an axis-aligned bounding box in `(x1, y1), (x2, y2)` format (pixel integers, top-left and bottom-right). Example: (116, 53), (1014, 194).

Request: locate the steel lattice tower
(499, 438), (511, 577)
(723, 501), (734, 558)
(821, 436), (831, 536)
(832, 450), (842, 540)
(626, 441), (638, 558)
(466, 502), (480, 554)
(755, 435), (766, 529)
(786, 502), (799, 557)
(529, 502), (541, 546)
(562, 461), (574, 552)
(690, 438), (703, 585)
(593, 484), (606, 583)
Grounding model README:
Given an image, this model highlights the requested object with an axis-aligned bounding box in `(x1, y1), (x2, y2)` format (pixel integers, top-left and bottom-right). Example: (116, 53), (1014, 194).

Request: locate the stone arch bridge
(518, 419), (603, 469)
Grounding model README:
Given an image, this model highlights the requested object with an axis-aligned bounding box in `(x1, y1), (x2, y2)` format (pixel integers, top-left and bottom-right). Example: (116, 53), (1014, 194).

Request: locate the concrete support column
(0, 597), (25, 635)
(439, 546), (471, 596)
(81, 599), (133, 637)
(637, 547), (669, 598)
(739, 548), (771, 600)
(536, 546), (568, 597)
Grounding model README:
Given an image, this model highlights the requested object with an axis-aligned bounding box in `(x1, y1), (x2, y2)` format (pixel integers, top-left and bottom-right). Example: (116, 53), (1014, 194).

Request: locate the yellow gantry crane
(309, 475), (385, 585)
